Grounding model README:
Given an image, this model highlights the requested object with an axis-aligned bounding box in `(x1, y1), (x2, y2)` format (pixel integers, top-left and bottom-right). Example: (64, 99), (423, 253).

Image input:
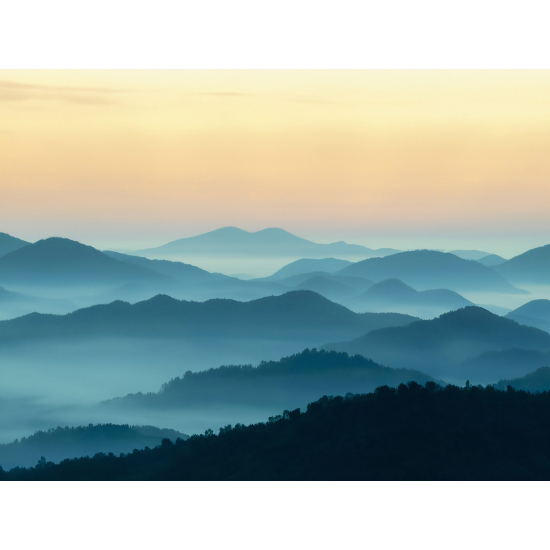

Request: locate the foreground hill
(0, 287), (76, 320)
(494, 367), (550, 392)
(505, 299), (550, 333)
(324, 306), (550, 381)
(7, 382), (550, 480)
(104, 349), (437, 411)
(132, 227), (399, 260)
(0, 238), (173, 289)
(355, 279), (473, 317)
(0, 291), (417, 343)
(494, 244), (550, 284)
(0, 424), (188, 470)
(337, 250), (524, 293)
(0, 232), (30, 257)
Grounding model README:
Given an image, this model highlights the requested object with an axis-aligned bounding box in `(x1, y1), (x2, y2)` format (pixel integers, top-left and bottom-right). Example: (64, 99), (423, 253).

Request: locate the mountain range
(337, 250), (525, 294)
(0, 286), (76, 320)
(505, 300), (550, 334)
(354, 279), (473, 317)
(494, 244), (550, 285)
(104, 349), (438, 412)
(0, 291), (417, 344)
(324, 306), (550, 382)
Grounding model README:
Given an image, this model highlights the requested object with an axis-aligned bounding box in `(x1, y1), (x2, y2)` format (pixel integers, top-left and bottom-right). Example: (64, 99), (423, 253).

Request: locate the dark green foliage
(6, 383), (550, 480)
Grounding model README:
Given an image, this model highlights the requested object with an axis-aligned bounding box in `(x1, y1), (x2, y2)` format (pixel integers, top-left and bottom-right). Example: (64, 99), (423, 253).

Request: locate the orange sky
(1, 70), (550, 254)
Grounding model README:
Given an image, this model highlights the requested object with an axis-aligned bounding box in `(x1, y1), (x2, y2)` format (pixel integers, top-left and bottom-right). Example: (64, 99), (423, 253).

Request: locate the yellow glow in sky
(1, 70), (550, 253)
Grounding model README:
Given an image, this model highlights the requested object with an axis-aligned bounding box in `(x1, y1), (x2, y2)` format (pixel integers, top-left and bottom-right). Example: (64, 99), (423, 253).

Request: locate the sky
(1, 70), (550, 256)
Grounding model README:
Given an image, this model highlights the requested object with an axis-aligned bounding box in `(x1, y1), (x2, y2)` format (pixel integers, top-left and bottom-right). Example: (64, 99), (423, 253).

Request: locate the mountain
(355, 279), (473, 317)
(103, 250), (227, 283)
(337, 250), (525, 293)
(0, 291), (417, 344)
(505, 300), (550, 333)
(10, 383), (550, 480)
(494, 367), (550, 393)
(0, 424), (188, 470)
(263, 258), (354, 280)
(132, 227), (400, 260)
(0, 286), (76, 320)
(324, 306), (550, 381)
(105, 349), (438, 411)
(449, 249), (491, 260)
(477, 254), (507, 267)
(293, 276), (358, 302)
(493, 244), (550, 284)
(0, 238), (174, 289)
(460, 349), (550, 383)
(0, 233), (30, 258)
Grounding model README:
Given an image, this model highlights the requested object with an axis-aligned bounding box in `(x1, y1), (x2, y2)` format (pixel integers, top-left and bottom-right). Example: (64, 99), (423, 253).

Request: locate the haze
(2, 70), (550, 257)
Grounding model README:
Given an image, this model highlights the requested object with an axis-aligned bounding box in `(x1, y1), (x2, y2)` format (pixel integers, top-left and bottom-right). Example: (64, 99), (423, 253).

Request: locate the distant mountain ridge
(0, 233), (30, 258)
(0, 238), (173, 289)
(132, 227), (400, 259)
(0, 291), (417, 344)
(337, 250), (525, 294)
(355, 279), (473, 317)
(505, 300), (550, 334)
(494, 244), (550, 284)
(324, 306), (550, 381)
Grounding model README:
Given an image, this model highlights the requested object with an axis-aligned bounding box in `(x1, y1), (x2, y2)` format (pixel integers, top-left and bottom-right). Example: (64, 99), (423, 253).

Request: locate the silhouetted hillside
(494, 244), (550, 284)
(8, 383), (550, 480)
(264, 258), (353, 280)
(494, 367), (550, 393)
(505, 300), (550, 333)
(325, 306), (550, 381)
(104, 349), (437, 411)
(0, 233), (30, 257)
(0, 286), (75, 320)
(0, 238), (173, 289)
(0, 424), (188, 470)
(477, 254), (506, 267)
(460, 349), (550, 382)
(0, 291), (417, 343)
(294, 276), (357, 301)
(356, 279), (473, 317)
(133, 227), (399, 259)
(338, 250), (525, 293)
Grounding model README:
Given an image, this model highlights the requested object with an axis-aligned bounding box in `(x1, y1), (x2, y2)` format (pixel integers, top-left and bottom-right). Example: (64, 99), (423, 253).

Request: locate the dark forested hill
(104, 349), (437, 411)
(0, 233), (30, 258)
(7, 383), (550, 480)
(494, 244), (550, 285)
(324, 306), (550, 381)
(0, 424), (188, 470)
(0, 291), (416, 343)
(337, 250), (525, 293)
